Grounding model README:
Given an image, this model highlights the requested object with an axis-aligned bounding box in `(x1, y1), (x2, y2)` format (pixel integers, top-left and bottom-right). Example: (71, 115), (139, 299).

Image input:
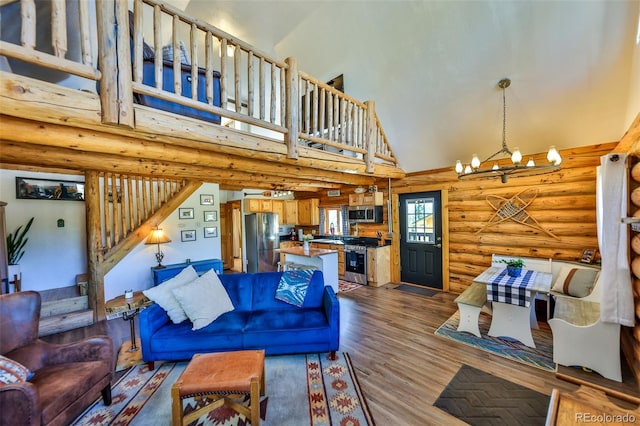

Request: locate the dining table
(473, 266), (553, 347)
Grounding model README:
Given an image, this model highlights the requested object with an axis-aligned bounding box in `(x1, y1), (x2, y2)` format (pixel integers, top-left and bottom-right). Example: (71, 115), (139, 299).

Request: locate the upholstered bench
(171, 350), (265, 425)
(454, 282), (488, 337)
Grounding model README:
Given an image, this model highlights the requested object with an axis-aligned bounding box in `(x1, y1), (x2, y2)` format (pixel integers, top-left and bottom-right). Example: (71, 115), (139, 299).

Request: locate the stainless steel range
(344, 244), (367, 285)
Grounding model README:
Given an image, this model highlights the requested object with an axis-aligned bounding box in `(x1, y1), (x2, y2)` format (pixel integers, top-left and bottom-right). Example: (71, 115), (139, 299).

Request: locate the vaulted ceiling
(177, 0), (640, 173)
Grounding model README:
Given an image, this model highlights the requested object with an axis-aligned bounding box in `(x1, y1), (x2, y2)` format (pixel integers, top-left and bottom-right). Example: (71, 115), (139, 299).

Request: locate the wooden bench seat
(454, 282), (488, 337)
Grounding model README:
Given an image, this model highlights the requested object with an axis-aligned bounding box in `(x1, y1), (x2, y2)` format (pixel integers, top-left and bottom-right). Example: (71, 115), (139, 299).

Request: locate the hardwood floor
(43, 283), (639, 424)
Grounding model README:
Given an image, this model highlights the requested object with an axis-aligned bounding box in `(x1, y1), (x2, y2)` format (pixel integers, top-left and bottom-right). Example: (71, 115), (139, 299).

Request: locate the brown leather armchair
(0, 291), (114, 426)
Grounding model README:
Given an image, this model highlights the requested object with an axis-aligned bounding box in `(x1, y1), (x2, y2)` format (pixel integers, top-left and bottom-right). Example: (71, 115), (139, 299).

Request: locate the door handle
(434, 244), (442, 249)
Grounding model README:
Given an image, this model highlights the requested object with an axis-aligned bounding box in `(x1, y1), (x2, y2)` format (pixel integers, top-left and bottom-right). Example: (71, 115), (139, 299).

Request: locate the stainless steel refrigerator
(245, 212), (280, 273)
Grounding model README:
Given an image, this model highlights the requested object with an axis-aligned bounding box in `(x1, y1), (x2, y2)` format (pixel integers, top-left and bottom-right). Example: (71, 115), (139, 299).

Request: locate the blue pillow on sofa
(275, 270), (313, 307)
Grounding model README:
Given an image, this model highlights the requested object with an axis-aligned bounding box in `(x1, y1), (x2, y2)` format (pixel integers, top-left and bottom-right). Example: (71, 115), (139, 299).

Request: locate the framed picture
(16, 177), (85, 201)
(204, 226), (218, 238)
(181, 229), (196, 242)
(200, 194), (214, 205)
(204, 210), (217, 222)
(579, 248), (597, 264)
(179, 208), (194, 219)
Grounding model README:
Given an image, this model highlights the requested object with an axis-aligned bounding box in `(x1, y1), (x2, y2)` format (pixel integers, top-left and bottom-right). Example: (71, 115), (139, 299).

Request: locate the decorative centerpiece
(500, 258), (525, 277)
(302, 234), (313, 251)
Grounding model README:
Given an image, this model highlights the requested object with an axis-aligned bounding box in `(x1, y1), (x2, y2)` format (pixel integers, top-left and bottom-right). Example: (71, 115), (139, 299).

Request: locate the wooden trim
(0, 41), (101, 81)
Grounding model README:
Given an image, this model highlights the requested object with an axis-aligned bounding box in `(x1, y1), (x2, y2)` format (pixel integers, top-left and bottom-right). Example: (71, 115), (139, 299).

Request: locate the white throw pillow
(143, 265), (198, 323)
(172, 269), (234, 330)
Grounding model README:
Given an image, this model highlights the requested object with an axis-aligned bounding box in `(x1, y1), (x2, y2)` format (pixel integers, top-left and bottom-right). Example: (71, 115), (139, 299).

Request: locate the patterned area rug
(339, 279), (364, 293)
(435, 310), (556, 372)
(434, 364), (549, 425)
(72, 352), (374, 426)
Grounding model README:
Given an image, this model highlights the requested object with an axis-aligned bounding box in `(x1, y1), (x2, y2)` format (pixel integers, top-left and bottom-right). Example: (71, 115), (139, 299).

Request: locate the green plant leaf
(7, 217), (34, 265)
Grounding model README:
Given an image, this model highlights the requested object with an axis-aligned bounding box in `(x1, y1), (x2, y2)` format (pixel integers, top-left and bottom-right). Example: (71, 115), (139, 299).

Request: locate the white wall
(105, 183), (221, 300)
(1, 170), (221, 301)
(1, 170), (87, 292)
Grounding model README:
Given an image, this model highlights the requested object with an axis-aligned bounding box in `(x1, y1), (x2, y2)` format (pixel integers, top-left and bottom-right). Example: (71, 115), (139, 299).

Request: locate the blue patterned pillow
(275, 270), (314, 307)
(0, 355), (33, 386)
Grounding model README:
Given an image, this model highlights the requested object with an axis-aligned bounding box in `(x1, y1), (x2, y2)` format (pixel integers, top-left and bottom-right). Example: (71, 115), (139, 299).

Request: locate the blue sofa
(139, 270), (339, 365)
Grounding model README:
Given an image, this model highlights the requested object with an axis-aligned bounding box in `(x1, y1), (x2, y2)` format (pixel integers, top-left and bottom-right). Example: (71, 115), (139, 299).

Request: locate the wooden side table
(105, 291), (152, 371)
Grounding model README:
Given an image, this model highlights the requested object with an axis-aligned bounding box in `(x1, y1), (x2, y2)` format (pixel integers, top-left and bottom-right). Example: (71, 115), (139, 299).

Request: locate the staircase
(38, 285), (93, 337)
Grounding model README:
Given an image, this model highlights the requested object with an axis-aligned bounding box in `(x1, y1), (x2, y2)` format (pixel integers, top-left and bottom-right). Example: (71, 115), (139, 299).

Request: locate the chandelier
(455, 78), (562, 183)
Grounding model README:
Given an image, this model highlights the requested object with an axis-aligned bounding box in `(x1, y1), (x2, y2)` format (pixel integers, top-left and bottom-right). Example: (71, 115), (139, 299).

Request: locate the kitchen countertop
(310, 239), (345, 245)
(278, 247), (338, 257)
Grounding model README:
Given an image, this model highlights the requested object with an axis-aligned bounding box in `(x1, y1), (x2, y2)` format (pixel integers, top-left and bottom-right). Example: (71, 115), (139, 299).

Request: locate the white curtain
(596, 154), (634, 326)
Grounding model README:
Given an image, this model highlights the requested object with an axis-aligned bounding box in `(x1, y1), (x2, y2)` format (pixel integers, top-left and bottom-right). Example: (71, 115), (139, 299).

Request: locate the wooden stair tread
(41, 295), (89, 317)
(38, 309), (94, 337)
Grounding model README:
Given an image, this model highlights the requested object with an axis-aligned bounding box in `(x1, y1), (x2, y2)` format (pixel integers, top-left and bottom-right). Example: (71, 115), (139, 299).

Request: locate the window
(405, 198), (434, 243)
(324, 207), (343, 235)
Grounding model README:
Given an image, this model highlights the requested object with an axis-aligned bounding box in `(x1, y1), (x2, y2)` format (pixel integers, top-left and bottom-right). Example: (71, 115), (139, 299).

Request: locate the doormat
(394, 284), (439, 297)
(434, 364), (549, 425)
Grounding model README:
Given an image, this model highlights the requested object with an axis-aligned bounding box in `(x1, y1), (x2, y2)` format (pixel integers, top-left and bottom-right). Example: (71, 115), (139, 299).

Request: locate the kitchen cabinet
(349, 192), (383, 206)
(367, 245), (390, 287)
(283, 200), (298, 225)
(272, 200), (284, 219)
(244, 199), (273, 212)
(279, 240), (301, 266)
(297, 198), (319, 225)
(310, 242), (345, 278)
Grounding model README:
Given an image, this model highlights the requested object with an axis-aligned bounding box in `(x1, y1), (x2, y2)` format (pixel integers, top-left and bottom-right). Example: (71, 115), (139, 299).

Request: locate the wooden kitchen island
(278, 246), (339, 293)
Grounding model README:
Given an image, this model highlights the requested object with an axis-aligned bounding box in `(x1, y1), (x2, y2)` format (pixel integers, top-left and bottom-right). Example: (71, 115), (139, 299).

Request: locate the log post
(285, 57), (299, 159)
(85, 171), (105, 321)
(364, 100), (376, 174)
(96, 0), (134, 128)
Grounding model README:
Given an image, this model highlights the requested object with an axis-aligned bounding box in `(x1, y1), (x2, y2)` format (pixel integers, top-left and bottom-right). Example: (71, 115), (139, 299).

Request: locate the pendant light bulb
(511, 147), (522, 165)
(547, 146), (562, 165)
(471, 154), (480, 170)
(455, 160), (463, 174)
(526, 158), (535, 167)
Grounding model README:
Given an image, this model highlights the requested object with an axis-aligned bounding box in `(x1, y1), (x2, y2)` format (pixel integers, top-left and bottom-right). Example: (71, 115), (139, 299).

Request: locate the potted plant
(6, 217), (34, 291)
(302, 234), (313, 251)
(500, 258), (525, 277)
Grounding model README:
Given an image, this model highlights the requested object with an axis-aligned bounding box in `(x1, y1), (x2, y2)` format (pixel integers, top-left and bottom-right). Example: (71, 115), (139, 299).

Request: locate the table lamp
(145, 227), (171, 269)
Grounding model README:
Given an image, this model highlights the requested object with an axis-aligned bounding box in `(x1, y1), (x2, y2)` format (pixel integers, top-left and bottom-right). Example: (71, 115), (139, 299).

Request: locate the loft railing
(0, 0), (399, 170)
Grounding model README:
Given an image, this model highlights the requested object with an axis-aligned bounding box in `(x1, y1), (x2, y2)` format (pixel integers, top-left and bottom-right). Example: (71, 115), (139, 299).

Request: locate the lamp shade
(145, 228), (171, 245)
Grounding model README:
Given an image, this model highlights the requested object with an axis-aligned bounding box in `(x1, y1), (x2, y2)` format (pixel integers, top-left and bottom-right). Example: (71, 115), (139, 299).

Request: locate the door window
(404, 198), (435, 243)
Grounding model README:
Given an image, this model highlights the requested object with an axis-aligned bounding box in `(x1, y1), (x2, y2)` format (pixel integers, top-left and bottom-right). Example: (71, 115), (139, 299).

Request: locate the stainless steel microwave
(348, 205), (383, 223)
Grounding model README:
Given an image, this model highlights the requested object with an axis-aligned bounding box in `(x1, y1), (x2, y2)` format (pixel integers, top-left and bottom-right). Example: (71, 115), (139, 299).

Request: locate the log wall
(385, 143), (617, 293)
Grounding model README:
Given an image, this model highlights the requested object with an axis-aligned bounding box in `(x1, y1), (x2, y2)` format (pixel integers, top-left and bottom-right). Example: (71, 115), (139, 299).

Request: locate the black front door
(399, 191), (443, 288)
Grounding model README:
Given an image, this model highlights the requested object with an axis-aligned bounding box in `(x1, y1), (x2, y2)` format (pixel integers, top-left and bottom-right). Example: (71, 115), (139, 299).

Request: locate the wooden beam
(95, 0), (119, 126)
(85, 171), (104, 321)
(0, 141), (352, 189)
(285, 57), (299, 159)
(102, 180), (202, 274)
(616, 112), (640, 155)
(365, 100), (376, 174)
(0, 117), (381, 185)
